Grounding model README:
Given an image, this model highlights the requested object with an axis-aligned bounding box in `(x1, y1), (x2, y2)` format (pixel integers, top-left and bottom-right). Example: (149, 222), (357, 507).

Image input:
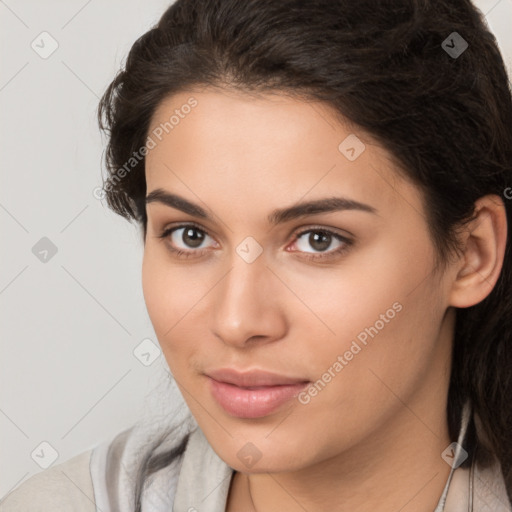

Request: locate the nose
(209, 250), (288, 348)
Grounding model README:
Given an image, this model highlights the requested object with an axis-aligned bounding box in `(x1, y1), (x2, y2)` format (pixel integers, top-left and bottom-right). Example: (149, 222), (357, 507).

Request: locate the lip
(205, 368), (310, 418)
(205, 368), (308, 387)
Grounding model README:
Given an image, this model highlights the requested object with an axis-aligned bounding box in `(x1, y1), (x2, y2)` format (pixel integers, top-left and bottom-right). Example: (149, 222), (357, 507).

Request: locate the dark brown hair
(97, 0), (512, 509)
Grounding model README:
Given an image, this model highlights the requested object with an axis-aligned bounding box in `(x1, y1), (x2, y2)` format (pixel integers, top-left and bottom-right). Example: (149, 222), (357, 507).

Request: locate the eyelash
(157, 222), (353, 262)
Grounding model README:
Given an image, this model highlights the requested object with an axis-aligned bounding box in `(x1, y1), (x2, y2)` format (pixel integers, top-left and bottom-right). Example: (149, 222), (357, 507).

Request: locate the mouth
(204, 368), (310, 418)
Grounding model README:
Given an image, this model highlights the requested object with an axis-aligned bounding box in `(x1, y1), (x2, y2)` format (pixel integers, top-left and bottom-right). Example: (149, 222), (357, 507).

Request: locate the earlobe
(449, 195), (507, 309)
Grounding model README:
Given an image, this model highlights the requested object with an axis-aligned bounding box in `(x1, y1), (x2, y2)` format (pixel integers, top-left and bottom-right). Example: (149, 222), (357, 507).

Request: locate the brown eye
(158, 223), (216, 258)
(294, 229), (345, 253)
(305, 231), (333, 252)
(180, 227), (205, 248)
(290, 227), (353, 262)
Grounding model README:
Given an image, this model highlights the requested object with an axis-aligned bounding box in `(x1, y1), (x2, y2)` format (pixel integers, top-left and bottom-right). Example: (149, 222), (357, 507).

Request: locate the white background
(1, 0), (511, 499)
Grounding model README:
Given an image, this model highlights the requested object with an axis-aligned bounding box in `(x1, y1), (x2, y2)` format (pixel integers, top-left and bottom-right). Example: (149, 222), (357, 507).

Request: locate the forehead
(145, 88), (423, 224)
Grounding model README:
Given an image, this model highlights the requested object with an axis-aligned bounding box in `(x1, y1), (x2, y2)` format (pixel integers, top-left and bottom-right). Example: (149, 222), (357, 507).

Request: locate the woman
(2, 0), (511, 511)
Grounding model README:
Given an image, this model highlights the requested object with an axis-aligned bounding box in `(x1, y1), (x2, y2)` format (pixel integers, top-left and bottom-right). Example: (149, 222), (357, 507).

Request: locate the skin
(141, 88), (507, 512)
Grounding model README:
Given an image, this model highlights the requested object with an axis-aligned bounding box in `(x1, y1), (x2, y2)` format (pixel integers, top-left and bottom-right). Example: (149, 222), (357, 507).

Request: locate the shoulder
(0, 449), (95, 512)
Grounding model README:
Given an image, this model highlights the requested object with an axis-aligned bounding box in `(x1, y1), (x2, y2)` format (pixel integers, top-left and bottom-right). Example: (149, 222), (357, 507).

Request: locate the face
(142, 88), (455, 474)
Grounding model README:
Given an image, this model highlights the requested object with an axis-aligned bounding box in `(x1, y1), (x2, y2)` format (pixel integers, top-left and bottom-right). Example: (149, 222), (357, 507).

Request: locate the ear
(449, 194), (508, 308)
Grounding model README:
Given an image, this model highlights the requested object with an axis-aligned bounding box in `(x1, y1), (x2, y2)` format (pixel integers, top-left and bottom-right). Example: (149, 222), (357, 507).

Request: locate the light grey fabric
(172, 427), (234, 512)
(2, 400), (511, 511)
(471, 450), (512, 511)
(435, 400), (473, 512)
(0, 449), (96, 511)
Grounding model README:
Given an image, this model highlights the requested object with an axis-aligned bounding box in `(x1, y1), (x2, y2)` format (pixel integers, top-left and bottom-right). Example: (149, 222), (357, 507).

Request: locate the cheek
(289, 285), (446, 464)
(141, 248), (171, 334)
(285, 242), (426, 367)
(141, 248), (196, 358)
(299, 236), (442, 407)
(322, 285), (444, 417)
(141, 245), (220, 385)
(142, 243), (201, 323)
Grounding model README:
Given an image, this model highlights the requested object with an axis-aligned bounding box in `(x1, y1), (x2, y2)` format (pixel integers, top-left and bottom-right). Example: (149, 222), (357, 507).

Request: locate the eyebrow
(145, 188), (377, 226)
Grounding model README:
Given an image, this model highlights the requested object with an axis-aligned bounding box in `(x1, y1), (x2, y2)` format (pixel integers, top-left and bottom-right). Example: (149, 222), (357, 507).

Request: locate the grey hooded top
(1, 393), (511, 512)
